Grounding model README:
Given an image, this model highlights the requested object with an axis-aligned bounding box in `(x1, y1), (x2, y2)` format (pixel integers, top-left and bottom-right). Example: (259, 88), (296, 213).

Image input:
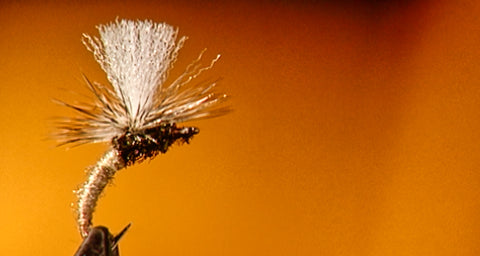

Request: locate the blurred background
(1, 0), (480, 255)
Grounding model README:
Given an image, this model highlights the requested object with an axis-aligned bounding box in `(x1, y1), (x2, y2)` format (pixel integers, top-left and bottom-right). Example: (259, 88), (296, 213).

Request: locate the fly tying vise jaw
(74, 224), (131, 256)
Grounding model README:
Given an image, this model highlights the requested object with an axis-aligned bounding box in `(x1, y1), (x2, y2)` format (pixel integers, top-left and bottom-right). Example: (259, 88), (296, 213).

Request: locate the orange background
(1, 0), (480, 255)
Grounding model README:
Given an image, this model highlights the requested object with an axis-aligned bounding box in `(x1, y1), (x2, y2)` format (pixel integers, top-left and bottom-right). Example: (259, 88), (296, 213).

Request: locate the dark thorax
(112, 123), (199, 166)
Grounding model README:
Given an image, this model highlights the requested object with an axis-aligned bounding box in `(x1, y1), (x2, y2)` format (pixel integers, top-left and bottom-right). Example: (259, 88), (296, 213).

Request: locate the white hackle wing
(57, 19), (228, 146)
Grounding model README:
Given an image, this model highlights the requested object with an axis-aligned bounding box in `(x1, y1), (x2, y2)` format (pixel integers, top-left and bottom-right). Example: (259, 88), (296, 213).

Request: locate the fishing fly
(55, 19), (229, 254)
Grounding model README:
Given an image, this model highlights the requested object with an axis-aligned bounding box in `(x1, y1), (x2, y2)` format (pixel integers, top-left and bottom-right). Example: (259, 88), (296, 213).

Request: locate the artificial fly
(55, 19), (229, 254)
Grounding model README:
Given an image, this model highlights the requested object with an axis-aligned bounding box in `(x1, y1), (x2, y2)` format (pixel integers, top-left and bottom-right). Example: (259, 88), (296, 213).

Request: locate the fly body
(57, 18), (229, 247)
